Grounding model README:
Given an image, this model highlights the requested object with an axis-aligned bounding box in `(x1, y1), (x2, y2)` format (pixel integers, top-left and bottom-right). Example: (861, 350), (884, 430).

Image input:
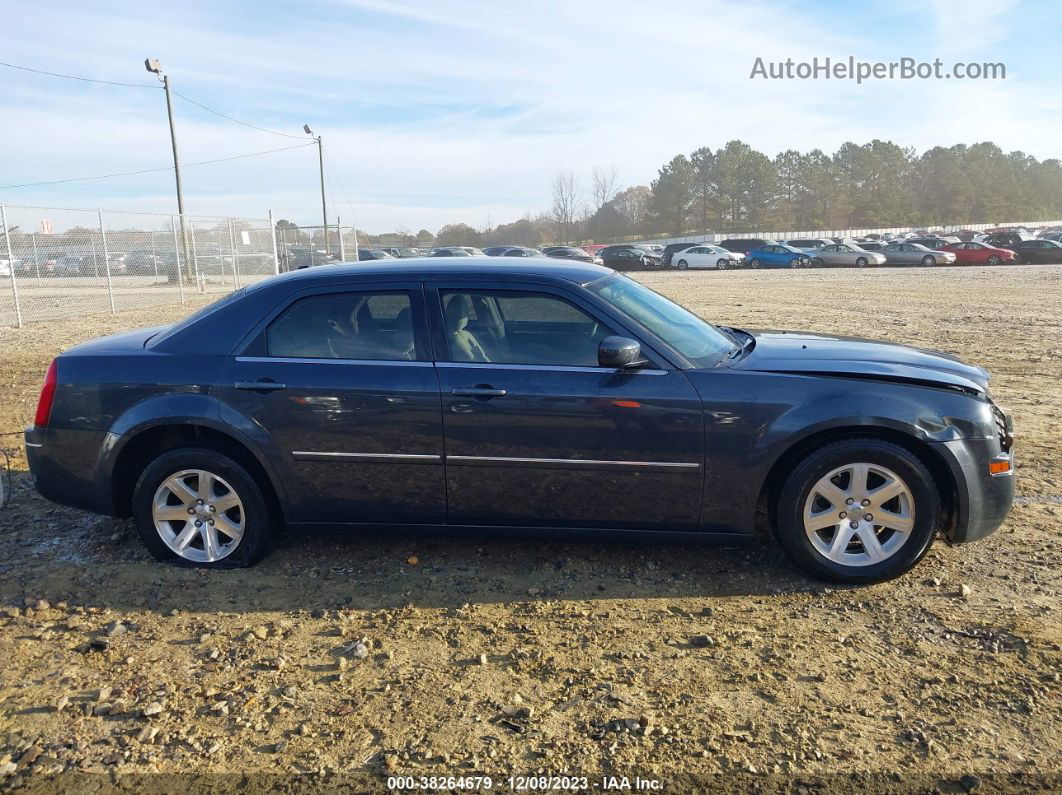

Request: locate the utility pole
(304, 125), (329, 258)
(145, 58), (191, 279)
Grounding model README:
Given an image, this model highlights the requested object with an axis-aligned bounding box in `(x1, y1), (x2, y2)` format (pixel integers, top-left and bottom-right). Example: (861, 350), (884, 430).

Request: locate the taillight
(34, 359), (57, 428)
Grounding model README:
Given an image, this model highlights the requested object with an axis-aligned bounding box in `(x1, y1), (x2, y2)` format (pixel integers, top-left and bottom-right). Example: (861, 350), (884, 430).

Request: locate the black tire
(716, 259), (728, 270)
(789, 257), (802, 269)
(987, 255), (1001, 265)
(677, 259), (688, 270)
(921, 255), (936, 266)
(855, 257), (868, 268)
(774, 438), (940, 584)
(133, 447), (274, 568)
(749, 258), (761, 269)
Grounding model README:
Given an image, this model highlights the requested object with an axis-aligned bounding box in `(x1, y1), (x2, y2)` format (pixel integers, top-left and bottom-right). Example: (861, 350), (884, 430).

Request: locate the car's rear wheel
(855, 257), (868, 268)
(677, 259), (689, 269)
(749, 258), (761, 268)
(921, 255), (936, 266)
(133, 447), (273, 568)
(987, 255), (1001, 265)
(774, 438), (939, 583)
(716, 259), (728, 270)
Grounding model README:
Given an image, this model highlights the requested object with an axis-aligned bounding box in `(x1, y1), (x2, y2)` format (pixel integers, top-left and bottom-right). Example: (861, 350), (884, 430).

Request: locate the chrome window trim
(237, 356), (432, 368)
(445, 455), (699, 470)
(292, 451), (441, 463)
(25, 441), (43, 448)
(435, 362), (668, 376)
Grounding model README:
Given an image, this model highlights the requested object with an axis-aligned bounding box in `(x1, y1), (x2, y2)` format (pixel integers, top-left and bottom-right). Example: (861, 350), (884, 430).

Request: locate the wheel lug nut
(197, 499), (204, 505)
(187, 507), (195, 514)
(864, 514), (873, 521)
(849, 520), (859, 529)
(839, 511), (847, 519)
(194, 520), (202, 527)
(207, 519), (214, 526)
(861, 499), (870, 506)
(845, 498), (854, 505)
(209, 505), (216, 512)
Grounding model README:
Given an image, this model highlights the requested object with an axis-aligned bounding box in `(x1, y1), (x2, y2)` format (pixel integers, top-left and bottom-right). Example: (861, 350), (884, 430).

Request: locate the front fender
(100, 392), (289, 515)
(686, 369), (994, 533)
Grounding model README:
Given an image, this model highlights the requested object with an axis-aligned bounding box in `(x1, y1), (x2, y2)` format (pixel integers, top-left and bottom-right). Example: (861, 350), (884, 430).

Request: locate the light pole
(304, 124), (329, 257)
(145, 58), (191, 281)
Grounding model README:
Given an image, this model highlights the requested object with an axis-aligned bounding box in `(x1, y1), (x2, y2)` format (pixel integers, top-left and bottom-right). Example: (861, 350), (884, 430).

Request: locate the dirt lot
(0, 266), (1059, 793)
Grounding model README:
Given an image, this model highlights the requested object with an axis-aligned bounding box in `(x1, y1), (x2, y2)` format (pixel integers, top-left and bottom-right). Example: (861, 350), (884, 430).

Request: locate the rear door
(427, 282), (704, 530)
(217, 281), (445, 525)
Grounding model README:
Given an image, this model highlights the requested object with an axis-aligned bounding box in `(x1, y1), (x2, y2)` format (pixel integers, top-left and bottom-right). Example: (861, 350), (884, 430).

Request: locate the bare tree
(550, 171), (583, 244)
(591, 164), (620, 211)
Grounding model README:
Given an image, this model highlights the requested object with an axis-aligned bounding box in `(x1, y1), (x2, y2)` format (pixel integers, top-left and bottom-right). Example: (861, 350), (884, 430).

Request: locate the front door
(429, 283), (704, 530)
(217, 283), (445, 525)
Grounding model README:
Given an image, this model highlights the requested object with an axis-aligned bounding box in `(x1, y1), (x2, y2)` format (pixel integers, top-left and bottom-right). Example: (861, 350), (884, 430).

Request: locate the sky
(1, 0), (1061, 233)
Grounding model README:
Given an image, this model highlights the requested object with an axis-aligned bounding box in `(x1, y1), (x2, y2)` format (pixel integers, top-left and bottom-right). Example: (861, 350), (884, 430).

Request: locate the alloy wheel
(803, 462), (914, 567)
(152, 469), (245, 563)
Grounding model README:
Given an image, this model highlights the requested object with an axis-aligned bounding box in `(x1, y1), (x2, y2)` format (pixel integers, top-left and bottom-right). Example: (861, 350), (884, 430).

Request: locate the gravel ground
(0, 266), (1059, 793)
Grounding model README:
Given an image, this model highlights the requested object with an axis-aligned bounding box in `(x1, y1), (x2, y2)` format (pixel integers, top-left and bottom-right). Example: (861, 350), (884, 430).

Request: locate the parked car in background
(354, 249), (394, 261)
(982, 232), (1032, 250)
(542, 246), (601, 264)
(811, 243), (887, 268)
(489, 246), (542, 258)
(599, 247), (661, 270)
(661, 242), (702, 267)
(881, 243), (957, 267)
(907, 236), (960, 250)
(745, 244), (810, 269)
(719, 238), (775, 254)
(787, 238), (834, 254)
(431, 247), (474, 257)
(1011, 239), (1062, 263)
(125, 250), (165, 275)
(483, 246), (517, 256)
(24, 258), (1015, 583)
(641, 244), (664, 257)
(856, 241), (887, 252)
(671, 245), (744, 270)
(55, 255), (85, 276)
(939, 242), (1016, 266)
(379, 247), (419, 258)
(581, 244), (608, 255)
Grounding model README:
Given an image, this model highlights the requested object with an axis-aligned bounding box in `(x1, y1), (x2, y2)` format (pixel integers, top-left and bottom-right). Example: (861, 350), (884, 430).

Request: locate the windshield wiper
(723, 332), (754, 361)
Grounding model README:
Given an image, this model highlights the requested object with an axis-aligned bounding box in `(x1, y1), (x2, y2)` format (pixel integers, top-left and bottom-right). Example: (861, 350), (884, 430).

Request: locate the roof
(266, 256), (614, 287)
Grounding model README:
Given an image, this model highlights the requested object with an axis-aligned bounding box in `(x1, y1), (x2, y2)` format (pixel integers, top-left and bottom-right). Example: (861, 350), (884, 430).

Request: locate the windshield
(589, 274), (736, 367)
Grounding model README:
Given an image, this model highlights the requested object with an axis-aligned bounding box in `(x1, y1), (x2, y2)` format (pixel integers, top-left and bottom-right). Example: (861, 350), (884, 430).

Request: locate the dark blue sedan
(25, 258), (1013, 583)
(745, 244), (811, 269)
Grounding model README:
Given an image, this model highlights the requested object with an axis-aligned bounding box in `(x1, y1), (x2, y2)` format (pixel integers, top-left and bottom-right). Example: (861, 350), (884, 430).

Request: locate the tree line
(340, 139), (1062, 247)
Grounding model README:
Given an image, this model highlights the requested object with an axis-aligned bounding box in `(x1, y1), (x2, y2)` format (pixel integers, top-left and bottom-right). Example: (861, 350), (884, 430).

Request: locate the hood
(732, 329), (989, 393)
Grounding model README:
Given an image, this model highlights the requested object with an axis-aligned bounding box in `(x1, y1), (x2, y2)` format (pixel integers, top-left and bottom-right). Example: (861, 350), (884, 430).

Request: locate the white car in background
(671, 244), (745, 270)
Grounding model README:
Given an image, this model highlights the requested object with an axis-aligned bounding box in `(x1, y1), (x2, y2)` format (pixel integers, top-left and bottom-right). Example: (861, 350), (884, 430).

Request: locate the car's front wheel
(716, 259), (728, 270)
(677, 259), (688, 269)
(133, 447), (274, 568)
(748, 258), (761, 268)
(987, 255), (1001, 265)
(921, 255), (936, 266)
(774, 438), (939, 583)
(855, 257), (868, 268)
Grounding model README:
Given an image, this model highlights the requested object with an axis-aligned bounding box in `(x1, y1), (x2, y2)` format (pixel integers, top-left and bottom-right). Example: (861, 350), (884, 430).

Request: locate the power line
(0, 142), (316, 190)
(0, 60), (160, 89)
(171, 90), (306, 140)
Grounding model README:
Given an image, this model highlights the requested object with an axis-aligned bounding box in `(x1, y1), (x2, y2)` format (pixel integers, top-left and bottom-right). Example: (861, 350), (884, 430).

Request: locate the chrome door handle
(451, 386), (506, 398)
(235, 380), (287, 391)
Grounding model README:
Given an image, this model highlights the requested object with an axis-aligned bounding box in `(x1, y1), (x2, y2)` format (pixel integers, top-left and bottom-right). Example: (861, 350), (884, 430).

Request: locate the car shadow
(1, 470), (832, 616)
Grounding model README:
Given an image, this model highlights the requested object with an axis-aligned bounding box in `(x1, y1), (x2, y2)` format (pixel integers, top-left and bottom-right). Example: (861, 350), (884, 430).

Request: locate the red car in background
(581, 244), (607, 255)
(940, 241), (1016, 265)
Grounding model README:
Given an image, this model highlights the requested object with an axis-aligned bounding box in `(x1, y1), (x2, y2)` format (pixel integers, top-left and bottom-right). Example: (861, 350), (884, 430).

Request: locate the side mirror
(599, 336), (648, 369)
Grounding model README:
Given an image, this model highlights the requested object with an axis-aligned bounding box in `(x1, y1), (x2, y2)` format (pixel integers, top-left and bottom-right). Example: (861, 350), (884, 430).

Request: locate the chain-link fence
(274, 224), (362, 270)
(0, 204), (279, 327)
